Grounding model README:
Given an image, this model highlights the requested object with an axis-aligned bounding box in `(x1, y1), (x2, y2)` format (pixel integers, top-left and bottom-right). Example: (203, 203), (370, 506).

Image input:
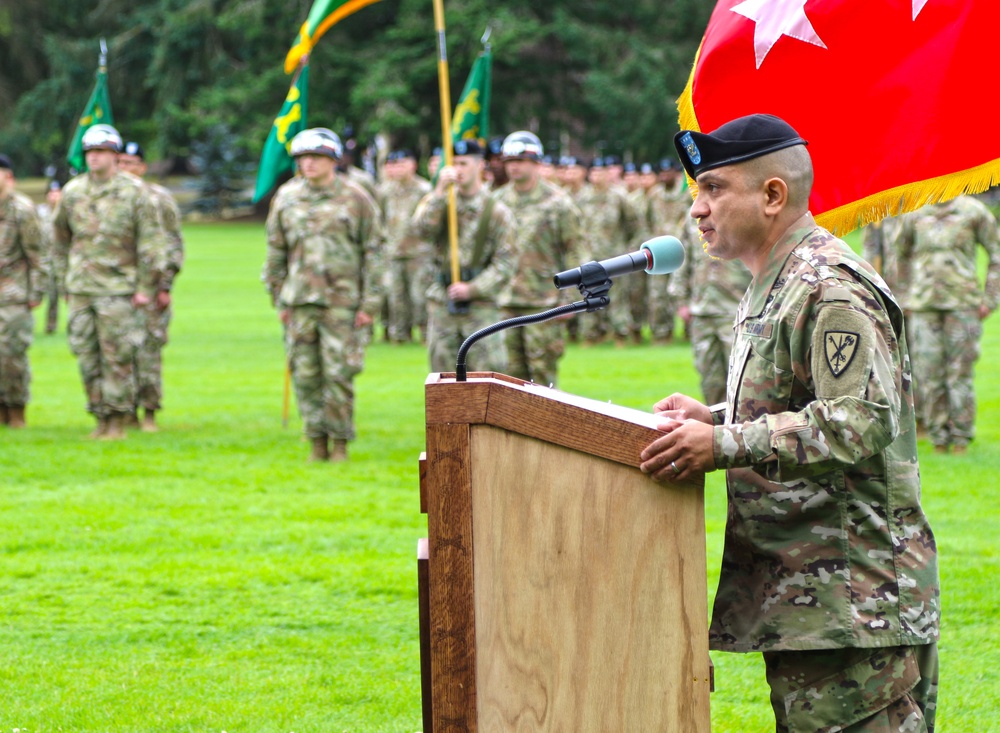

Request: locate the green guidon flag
(253, 64), (310, 204)
(67, 65), (114, 172)
(451, 49), (491, 143)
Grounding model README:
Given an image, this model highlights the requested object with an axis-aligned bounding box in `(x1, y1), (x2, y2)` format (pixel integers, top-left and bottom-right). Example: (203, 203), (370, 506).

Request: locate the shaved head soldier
(640, 114), (939, 733)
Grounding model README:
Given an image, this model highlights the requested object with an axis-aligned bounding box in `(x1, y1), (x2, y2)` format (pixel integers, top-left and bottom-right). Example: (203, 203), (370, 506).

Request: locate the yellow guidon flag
(284, 0), (384, 74)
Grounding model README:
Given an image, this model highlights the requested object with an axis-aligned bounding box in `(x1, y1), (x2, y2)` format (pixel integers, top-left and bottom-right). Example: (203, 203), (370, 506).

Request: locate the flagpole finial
(481, 25), (492, 52)
(99, 37), (108, 70)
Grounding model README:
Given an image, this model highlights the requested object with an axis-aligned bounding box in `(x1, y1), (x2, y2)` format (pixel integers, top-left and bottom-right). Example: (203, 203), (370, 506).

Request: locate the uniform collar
(743, 212), (817, 318)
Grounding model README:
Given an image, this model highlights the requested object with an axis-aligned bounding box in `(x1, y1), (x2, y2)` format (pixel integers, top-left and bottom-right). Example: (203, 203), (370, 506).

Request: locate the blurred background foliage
(0, 0), (712, 176)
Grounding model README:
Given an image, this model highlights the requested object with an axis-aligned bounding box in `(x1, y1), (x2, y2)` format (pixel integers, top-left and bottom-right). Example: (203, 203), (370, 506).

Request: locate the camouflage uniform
(647, 179), (688, 341)
(263, 175), (383, 442)
(895, 196), (1000, 450)
(377, 174), (431, 342)
(409, 187), (516, 373)
(669, 217), (751, 404)
(136, 182), (184, 413)
(711, 214), (940, 730)
(0, 191), (44, 411)
(861, 215), (902, 294)
(574, 183), (639, 341)
(52, 172), (164, 420)
(494, 178), (582, 387)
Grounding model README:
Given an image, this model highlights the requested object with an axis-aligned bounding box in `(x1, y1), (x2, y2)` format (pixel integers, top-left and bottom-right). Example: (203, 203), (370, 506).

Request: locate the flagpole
(432, 0), (461, 286)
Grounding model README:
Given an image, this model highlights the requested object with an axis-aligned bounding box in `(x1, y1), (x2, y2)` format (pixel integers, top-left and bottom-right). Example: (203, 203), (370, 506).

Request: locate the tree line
(0, 0), (712, 177)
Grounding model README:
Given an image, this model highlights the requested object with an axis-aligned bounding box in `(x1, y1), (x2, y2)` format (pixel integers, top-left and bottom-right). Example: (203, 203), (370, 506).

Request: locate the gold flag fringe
(676, 41), (1000, 236)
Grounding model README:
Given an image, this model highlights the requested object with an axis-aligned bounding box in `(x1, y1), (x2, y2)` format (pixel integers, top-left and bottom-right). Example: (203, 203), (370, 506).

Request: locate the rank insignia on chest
(825, 331), (860, 377)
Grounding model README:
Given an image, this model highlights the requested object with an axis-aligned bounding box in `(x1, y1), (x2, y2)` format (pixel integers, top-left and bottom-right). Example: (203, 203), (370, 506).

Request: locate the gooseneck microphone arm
(455, 262), (614, 382)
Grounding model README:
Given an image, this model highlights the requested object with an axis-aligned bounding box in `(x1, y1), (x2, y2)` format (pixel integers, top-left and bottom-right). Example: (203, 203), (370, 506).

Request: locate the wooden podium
(418, 372), (711, 732)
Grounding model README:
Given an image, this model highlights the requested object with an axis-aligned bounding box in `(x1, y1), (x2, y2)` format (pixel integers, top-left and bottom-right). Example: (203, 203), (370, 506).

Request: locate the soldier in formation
(493, 131), (582, 387)
(895, 195), (1000, 454)
(263, 128), (383, 462)
(575, 157), (639, 344)
(640, 114), (939, 732)
(409, 139), (516, 374)
(0, 154), (44, 428)
(118, 141), (185, 432)
(377, 149), (431, 343)
(52, 125), (165, 440)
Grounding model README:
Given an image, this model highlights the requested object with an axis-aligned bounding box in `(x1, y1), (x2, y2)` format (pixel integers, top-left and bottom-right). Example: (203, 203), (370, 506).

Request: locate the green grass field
(2, 222), (998, 732)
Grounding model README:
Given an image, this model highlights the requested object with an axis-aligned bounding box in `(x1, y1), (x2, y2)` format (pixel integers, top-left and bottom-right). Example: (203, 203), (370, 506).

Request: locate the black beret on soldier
(674, 113), (808, 179)
(452, 139), (483, 157)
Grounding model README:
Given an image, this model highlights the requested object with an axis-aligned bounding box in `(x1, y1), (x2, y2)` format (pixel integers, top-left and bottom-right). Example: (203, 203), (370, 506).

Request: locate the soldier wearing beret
(263, 128), (384, 462)
(640, 114), (939, 732)
(0, 154), (44, 428)
(376, 149), (431, 343)
(53, 125), (166, 440)
(576, 156), (640, 344)
(409, 139), (516, 373)
(118, 141), (185, 432)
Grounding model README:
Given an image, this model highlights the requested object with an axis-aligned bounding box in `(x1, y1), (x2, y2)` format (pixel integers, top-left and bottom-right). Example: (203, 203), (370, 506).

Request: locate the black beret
(452, 139), (483, 157)
(387, 149), (416, 162)
(589, 157), (606, 169)
(659, 157), (678, 171)
(123, 141), (144, 159)
(674, 113), (807, 179)
(603, 154), (622, 166)
(623, 162), (637, 174)
(558, 155), (578, 167)
(431, 147), (443, 157)
(486, 136), (505, 158)
(0, 154), (12, 170)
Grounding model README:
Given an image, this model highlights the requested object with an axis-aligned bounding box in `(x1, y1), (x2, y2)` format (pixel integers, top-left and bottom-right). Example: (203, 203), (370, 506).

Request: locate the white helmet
(289, 128), (343, 160)
(81, 124), (124, 153)
(501, 131), (543, 161)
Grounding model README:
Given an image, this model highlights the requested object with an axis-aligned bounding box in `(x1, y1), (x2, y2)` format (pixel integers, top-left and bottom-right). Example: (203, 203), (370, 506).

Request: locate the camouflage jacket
(493, 178), (582, 309)
(646, 182), (689, 239)
(263, 175), (384, 315)
(147, 182), (185, 291)
(669, 217), (752, 317)
(376, 175), (431, 260)
(895, 196), (1000, 312)
(409, 187), (516, 305)
(861, 216), (902, 295)
(52, 171), (165, 298)
(709, 213), (940, 653)
(575, 184), (639, 261)
(0, 191), (44, 305)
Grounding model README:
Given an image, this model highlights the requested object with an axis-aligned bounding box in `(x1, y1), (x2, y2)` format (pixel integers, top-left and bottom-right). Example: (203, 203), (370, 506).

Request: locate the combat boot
(99, 413), (127, 441)
(88, 417), (109, 439)
(7, 405), (26, 428)
(309, 435), (330, 462)
(124, 411), (140, 428)
(142, 409), (158, 433)
(330, 439), (348, 463)
(0, 404), (9, 425)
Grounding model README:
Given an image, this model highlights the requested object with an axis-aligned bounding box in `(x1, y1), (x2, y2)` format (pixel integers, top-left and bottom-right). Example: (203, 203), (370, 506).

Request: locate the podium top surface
(426, 372), (679, 473)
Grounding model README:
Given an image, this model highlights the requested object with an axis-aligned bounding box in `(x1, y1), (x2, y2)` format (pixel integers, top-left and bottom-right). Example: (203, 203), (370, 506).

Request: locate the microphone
(552, 235), (685, 289)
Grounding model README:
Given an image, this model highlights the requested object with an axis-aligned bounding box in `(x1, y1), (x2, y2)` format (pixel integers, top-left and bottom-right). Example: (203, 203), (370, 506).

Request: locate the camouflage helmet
(81, 124), (124, 153)
(501, 131), (543, 161)
(289, 128), (343, 160)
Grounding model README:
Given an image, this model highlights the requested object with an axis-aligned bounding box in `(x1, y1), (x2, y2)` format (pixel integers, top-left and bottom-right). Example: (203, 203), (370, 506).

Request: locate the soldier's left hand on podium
(640, 413), (716, 483)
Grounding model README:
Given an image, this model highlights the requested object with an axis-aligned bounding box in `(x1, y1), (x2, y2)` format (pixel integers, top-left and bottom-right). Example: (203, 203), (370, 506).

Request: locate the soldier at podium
(639, 114), (940, 733)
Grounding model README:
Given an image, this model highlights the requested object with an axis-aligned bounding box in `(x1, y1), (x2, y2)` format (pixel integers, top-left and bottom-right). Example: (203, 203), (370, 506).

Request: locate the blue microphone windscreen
(641, 236), (685, 275)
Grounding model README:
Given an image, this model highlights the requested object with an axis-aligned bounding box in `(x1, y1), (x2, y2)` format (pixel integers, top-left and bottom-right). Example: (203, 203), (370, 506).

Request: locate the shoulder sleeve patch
(812, 305), (876, 399)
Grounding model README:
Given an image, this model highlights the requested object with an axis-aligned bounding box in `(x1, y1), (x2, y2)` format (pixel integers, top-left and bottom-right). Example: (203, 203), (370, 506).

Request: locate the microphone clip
(576, 261), (613, 312)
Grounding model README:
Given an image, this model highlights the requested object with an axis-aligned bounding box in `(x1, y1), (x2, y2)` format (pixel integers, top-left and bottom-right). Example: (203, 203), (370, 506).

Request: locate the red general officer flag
(677, 0), (1000, 234)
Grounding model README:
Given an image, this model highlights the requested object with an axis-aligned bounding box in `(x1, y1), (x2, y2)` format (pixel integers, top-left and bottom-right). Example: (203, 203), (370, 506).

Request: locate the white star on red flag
(731, 0), (827, 68)
(913, 0), (929, 19)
